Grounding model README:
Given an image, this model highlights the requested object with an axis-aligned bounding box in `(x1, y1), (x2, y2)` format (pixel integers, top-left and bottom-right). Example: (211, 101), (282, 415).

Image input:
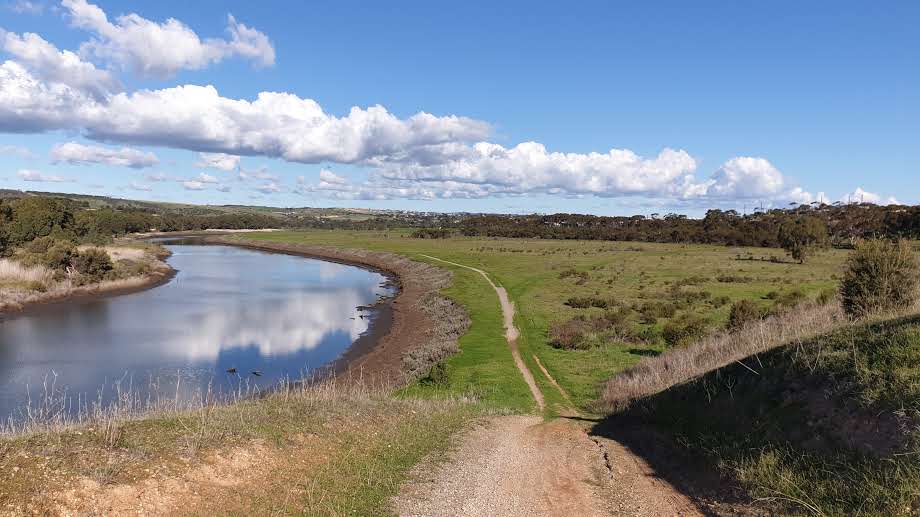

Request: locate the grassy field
(242, 230), (848, 412)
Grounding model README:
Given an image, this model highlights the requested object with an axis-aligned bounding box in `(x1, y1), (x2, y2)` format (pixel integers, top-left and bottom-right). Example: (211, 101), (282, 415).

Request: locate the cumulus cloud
(129, 180), (151, 191)
(704, 157), (785, 198)
(182, 180), (205, 190)
(843, 187), (899, 206)
(373, 142), (702, 198)
(0, 29), (121, 99)
(196, 172), (218, 183)
(62, 0), (274, 78)
(216, 184), (231, 192)
(195, 152), (239, 171)
(51, 141), (157, 168)
(0, 63), (491, 164)
(17, 168), (67, 182)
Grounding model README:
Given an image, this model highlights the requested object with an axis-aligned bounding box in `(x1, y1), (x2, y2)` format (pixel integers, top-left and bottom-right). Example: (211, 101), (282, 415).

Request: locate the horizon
(1, 1), (917, 216)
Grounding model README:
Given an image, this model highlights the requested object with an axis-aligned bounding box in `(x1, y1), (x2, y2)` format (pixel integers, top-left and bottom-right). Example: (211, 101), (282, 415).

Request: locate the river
(0, 239), (395, 425)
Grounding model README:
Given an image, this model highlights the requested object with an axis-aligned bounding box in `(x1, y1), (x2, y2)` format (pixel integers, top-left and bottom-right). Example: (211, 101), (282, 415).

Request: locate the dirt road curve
(398, 256), (703, 517)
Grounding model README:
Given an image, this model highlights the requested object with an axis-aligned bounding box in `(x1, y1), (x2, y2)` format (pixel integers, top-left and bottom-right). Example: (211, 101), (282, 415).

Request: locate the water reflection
(0, 243), (393, 422)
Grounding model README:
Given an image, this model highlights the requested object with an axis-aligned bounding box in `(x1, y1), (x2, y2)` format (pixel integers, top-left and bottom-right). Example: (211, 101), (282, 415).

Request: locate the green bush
(727, 300), (763, 331)
(20, 238), (76, 272)
(839, 239), (920, 318)
(73, 248), (114, 281)
(638, 301), (677, 323)
(663, 314), (710, 347)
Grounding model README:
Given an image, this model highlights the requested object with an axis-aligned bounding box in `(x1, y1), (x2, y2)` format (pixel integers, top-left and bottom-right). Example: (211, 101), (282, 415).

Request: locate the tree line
(0, 196), (279, 255)
(457, 203), (920, 248)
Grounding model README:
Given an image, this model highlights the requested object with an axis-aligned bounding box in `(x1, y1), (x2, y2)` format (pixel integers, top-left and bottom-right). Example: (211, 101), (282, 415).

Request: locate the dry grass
(0, 245), (171, 313)
(599, 301), (848, 411)
(0, 258), (53, 285)
(0, 373), (476, 515)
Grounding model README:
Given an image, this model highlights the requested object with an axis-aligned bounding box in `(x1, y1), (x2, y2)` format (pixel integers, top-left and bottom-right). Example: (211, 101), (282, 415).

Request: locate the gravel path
(397, 256), (705, 516)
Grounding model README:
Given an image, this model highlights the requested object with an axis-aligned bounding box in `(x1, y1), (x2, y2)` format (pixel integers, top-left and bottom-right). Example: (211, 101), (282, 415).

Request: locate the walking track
(394, 256), (703, 516)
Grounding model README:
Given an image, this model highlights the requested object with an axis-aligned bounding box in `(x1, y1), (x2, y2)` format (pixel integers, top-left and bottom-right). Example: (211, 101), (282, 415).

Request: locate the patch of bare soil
(53, 440), (286, 515)
(393, 415), (703, 517)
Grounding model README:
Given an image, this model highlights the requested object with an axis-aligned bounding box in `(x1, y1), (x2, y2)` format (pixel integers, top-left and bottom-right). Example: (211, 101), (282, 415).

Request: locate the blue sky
(0, 0), (916, 215)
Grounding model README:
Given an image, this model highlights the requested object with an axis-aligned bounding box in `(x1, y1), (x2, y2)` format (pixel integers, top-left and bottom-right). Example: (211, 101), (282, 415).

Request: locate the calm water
(0, 240), (394, 423)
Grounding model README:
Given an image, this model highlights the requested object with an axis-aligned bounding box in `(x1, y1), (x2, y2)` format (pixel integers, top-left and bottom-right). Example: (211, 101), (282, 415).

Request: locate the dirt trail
(420, 255), (544, 411)
(400, 256), (704, 517)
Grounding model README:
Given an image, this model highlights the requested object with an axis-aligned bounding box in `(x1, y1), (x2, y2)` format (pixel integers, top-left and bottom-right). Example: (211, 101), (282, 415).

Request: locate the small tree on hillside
(839, 239), (920, 318)
(777, 216), (829, 264)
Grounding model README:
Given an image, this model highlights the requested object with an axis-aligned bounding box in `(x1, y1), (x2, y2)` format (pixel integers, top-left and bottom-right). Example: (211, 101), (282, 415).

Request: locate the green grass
(242, 230), (848, 412)
(615, 314), (920, 516)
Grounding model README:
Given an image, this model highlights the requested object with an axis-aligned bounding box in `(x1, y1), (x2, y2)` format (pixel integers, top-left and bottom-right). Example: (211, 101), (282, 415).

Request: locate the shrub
(564, 296), (608, 309)
(411, 228), (452, 239)
(712, 295), (731, 308)
(663, 314), (710, 347)
(638, 301), (677, 323)
(73, 248), (114, 281)
(839, 239), (920, 318)
(419, 361), (450, 386)
(727, 300), (763, 331)
(548, 318), (590, 350)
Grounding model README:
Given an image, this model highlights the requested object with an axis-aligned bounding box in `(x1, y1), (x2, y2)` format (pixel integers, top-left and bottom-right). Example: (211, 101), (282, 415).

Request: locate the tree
(777, 216), (829, 264)
(839, 239), (919, 318)
(6, 197), (75, 246)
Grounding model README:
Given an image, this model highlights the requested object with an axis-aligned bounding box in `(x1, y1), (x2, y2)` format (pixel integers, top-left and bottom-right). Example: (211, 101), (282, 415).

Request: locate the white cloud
(318, 169), (347, 185)
(374, 142), (701, 198)
(195, 152), (239, 171)
(0, 144), (35, 158)
(255, 181), (281, 193)
(182, 180), (205, 190)
(196, 172), (218, 183)
(216, 184), (231, 192)
(7, 0), (43, 14)
(145, 171), (167, 182)
(842, 187), (899, 206)
(17, 168), (67, 182)
(50, 141), (157, 168)
(0, 29), (120, 99)
(129, 180), (151, 191)
(62, 0), (274, 78)
(0, 63), (491, 164)
(704, 157), (786, 199)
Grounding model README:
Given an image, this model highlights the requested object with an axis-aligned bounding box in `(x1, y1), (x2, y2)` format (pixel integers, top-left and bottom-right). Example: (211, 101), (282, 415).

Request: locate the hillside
(602, 312), (920, 515)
